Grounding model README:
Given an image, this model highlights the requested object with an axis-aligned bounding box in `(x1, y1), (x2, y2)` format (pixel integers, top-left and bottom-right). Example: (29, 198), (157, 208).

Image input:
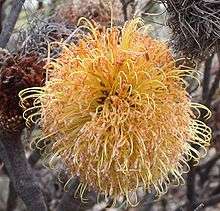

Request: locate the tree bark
(0, 0), (25, 48)
(0, 132), (47, 211)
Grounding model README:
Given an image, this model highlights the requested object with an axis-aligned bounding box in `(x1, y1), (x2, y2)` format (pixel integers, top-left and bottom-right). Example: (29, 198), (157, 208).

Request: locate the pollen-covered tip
(19, 19), (212, 206)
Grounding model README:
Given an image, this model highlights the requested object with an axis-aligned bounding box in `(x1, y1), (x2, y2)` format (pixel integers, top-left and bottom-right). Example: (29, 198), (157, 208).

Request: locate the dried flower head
(16, 18), (77, 59)
(0, 50), (45, 132)
(4, 16), (79, 133)
(162, 0), (220, 60)
(55, 0), (123, 27)
(20, 19), (212, 206)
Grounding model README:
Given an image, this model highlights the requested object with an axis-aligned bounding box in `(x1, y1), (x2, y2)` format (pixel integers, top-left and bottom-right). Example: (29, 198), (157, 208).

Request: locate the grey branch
(195, 194), (220, 209)
(0, 0), (25, 48)
(0, 132), (47, 211)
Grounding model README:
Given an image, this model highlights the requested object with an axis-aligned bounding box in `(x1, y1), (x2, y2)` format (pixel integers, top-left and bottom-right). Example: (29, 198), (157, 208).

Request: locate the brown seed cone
(0, 51), (46, 132)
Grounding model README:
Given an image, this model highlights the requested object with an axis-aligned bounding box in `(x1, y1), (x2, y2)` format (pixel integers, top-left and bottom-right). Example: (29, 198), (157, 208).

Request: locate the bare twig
(0, 0), (6, 33)
(197, 153), (220, 186)
(186, 164), (197, 211)
(202, 54), (214, 102)
(0, 0), (25, 48)
(206, 69), (220, 106)
(120, 0), (134, 21)
(6, 180), (17, 211)
(195, 193), (220, 208)
(206, 52), (220, 104)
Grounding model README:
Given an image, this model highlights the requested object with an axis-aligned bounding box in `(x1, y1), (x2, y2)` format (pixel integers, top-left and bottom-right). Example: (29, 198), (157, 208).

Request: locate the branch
(195, 193), (220, 209)
(186, 164), (197, 211)
(0, 132), (47, 211)
(6, 180), (17, 211)
(197, 153), (220, 186)
(206, 52), (220, 106)
(2, 140), (42, 211)
(120, 0), (134, 21)
(202, 54), (214, 102)
(0, 0), (25, 48)
(0, 0), (6, 33)
(206, 69), (220, 106)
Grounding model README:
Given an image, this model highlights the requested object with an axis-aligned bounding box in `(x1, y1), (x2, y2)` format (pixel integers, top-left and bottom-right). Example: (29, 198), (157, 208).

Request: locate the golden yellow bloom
(19, 19), (212, 206)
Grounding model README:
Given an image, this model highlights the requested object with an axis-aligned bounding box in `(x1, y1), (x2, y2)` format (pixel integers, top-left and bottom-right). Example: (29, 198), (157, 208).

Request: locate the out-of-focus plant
(161, 0), (220, 61)
(54, 0), (123, 26)
(0, 50), (45, 132)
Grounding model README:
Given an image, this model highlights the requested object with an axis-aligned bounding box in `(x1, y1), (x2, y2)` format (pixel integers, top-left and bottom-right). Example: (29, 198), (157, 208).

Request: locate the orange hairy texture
(20, 19), (211, 206)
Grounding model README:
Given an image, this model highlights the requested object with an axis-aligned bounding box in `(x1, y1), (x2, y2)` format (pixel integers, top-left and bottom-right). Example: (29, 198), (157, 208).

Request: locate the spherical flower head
(20, 19), (212, 206)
